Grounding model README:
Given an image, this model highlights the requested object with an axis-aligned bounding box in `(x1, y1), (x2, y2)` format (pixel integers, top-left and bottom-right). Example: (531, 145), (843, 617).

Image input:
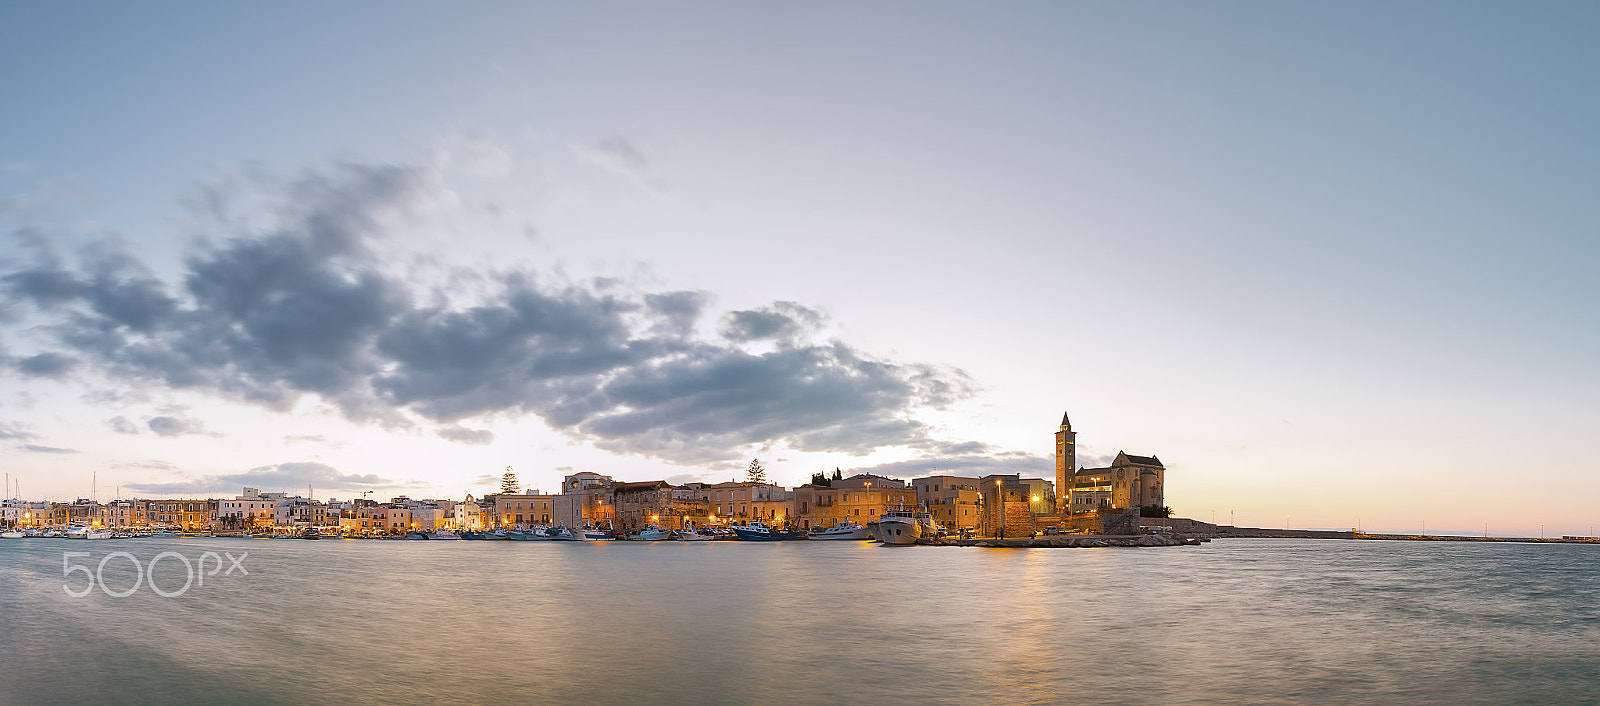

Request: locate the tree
(810, 472), (830, 488)
(832, 468), (842, 481)
(1139, 505), (1173, 518)
(501, 466), (520, 495)
(746, 458), (767, 485)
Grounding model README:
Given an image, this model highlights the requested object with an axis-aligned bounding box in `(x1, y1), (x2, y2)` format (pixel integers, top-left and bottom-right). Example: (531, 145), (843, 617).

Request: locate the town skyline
(3, 3), (1597, 537)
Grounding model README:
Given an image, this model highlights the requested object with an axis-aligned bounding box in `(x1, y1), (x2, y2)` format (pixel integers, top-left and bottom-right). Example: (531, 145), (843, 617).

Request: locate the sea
(2, 537), (1598, 705)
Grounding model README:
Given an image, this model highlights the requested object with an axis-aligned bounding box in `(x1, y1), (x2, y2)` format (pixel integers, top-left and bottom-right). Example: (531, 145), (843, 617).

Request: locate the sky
(2, 1), (1596, 536)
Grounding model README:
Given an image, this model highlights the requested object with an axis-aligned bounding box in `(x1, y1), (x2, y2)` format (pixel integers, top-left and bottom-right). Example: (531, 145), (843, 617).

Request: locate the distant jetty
(1217, 526), (1600, 544)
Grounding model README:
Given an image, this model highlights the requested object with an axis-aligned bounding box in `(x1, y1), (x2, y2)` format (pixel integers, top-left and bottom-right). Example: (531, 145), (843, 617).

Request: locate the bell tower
(1054, 412), (1076, 514)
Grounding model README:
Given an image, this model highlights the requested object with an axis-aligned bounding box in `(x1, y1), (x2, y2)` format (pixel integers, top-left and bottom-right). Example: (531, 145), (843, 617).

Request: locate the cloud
(112, 460), (179, 471)
(0, 158), (977, 467)
(147, 415), (217, 438)
(436, 425), (495, 445)
(107, 416), (140, 434)
(719, 302), (827, 344)
(0, 420), (38, 441)
(470, 474), (499, 486)
(844, 444), (1052, 480)
(576, 137), (664, 193)
(17, 352), (78, 378)
(22, 444), (77, 454)
(664, 473), (710, 486)
(283, 434), (328, 444)
(123, 461), (395, 495)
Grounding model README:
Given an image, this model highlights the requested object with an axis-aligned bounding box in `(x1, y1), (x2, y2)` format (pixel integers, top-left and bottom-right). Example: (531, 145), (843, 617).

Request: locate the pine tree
(500, 466), (520, 495)
(746, 458), (767, 485)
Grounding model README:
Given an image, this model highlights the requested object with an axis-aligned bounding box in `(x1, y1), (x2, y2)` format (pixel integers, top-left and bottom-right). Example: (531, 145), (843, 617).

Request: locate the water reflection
(1, 538), (1598, 704)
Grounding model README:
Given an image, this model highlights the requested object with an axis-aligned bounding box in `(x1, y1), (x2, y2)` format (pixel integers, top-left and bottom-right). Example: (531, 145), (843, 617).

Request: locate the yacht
(809, 522), (873, 540)
(0, 529), (23, 539)
(874, 509), (936, 546)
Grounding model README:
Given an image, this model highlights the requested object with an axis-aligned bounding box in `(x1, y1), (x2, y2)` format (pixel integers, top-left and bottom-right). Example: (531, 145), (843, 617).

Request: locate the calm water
(2, 537), (1598, 705)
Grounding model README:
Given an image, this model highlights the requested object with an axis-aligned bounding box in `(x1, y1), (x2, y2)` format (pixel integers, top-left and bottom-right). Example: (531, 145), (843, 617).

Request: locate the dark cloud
(719, 301), (826, 344)
(436, 425), (495, 445)
(0, 160), (977, 467)
(18, 352), (78, 378)
(107, 416), (140, 434)
(123, 461), (394, 495)
(147, 415), (216, 438)
(22, 444), (76, 454)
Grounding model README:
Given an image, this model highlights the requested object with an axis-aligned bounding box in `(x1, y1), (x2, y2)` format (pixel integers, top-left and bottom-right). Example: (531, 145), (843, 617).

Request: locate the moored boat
(676, 524), (714, 541)
(808, 522), (873, 540)
(627, 525), (672, 541)
(874, 509), (934, 545)
(731, 521), (804, 541)
(0, 529), (23, 539)
(300, 527), (323, 540)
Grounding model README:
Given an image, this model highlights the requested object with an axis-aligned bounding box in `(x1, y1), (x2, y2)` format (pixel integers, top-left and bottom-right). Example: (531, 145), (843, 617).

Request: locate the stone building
(792, 474), (914, 530)
(1056, 410), (1167, 514)
(493, 492), (557, 527)
(1054, 412), (1077, 515)
(688, 481), (792, 526)
(552, 471), (617, 530)
(611, 481), (712, 532)
(911, 475), (983, 533)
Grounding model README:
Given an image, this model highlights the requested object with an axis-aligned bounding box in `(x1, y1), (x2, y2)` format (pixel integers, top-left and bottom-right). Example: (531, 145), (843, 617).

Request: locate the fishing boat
(676, 524), (714, 541)
(809, 522), (873, 540)
(731, 520), (803, 541)
(627, 525), (672, 541)
(577, 523), (615, 541)
(300, 527), (323, 540)
(543, 526), (585, 541)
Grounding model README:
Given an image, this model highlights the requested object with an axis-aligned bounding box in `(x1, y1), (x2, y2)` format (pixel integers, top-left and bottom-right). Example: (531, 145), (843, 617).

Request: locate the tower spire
(1060, 411), (1072, 431)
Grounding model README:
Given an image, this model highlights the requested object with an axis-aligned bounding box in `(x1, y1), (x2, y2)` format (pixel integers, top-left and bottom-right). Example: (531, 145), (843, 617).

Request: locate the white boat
(0, 529), (23, 539)
(874, 509), (935, 545)
(627, 525), (672, 541)
(578, 524), (615, 541)
(65, 526), (90, 539)
(676, 525), (714, 541)
(809, 522), (873, 540)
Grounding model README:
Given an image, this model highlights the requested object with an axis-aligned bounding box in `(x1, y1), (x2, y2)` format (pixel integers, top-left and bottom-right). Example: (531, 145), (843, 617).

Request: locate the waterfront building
(1055, 412), (1077, 515)
(792, 474), (914, 531)
(147, 499), (219, 531)
(1054, 412), (1167, 514)
(978, 474), (1042, 539)
(493, 493), (556, 527)
(694, 481), (793, 527)
(911, 475), (983, 533)
(449, 495), (484, 531)
(553, 471), (616, 530)
(1066, 452), (1165, 512)
(220, 489), (277, 529)
(612, 481), (712, 532)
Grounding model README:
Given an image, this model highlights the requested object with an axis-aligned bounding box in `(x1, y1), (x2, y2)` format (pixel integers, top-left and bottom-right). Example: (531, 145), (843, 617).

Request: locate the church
(1054, 413), (1165, 514)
